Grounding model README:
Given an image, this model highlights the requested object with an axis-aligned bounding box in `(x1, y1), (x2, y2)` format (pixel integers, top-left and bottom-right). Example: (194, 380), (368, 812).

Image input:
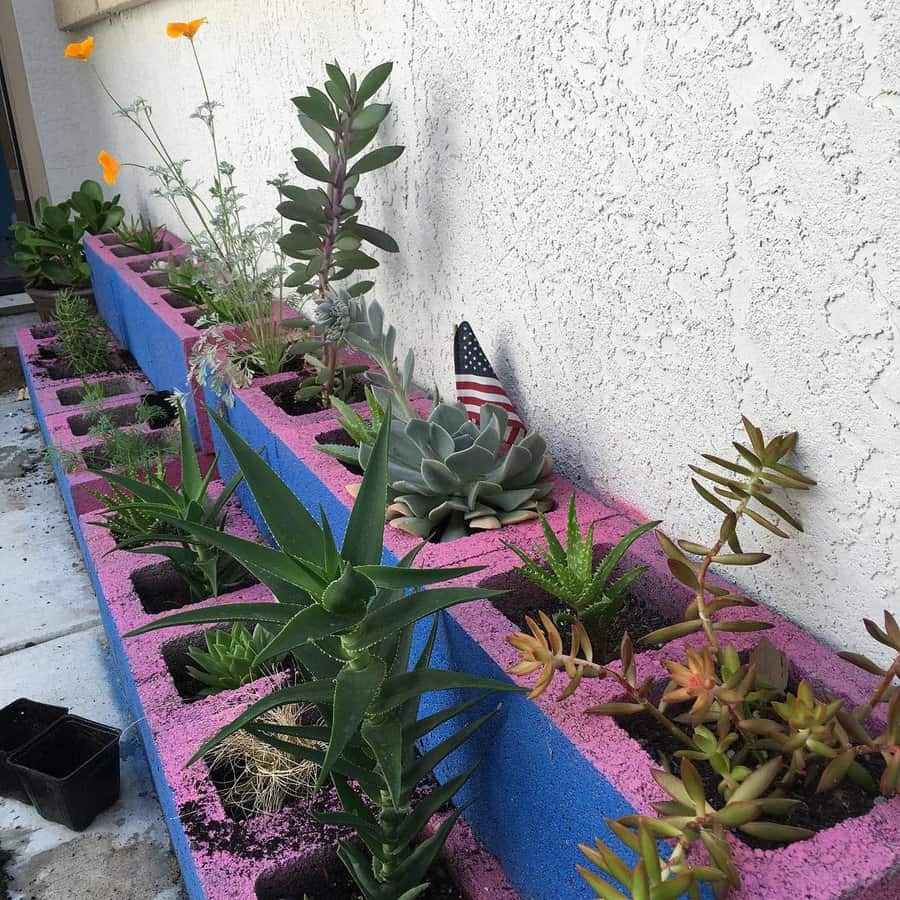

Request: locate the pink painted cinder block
(435, 523), (900, 900)
(42, 396), (213, 516)
(76, 502), (520, 900)
(16, 322), (138, 396)
(283, 407), (622, 568)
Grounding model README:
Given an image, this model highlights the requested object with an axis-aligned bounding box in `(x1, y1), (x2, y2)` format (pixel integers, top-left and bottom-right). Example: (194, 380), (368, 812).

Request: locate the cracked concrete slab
(0, 390), (100, 656)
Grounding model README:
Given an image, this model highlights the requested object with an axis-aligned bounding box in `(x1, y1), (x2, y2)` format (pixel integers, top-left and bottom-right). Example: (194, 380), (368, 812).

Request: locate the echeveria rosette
(365, 400), (556, 541)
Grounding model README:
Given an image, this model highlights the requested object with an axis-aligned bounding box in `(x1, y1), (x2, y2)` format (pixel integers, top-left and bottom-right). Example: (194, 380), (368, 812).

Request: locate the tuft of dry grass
(205, 704), (321, 816)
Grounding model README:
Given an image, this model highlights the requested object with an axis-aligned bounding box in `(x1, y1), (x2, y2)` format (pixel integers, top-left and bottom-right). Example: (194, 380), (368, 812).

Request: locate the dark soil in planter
(481, 555), (673, 663)
(161, 291), (192, 310)
(0, 347), (24, 393)
(255, 852), (463, 899)
(67, 390), (175, 436)
(110, 245), (142, 258)
(262, 375), (366, 417)
(141, 272), (169, 289)
(161, 626), (293, 702)
(30, 322), (59, 339)
(180, 309), (209, 330)
(131, 560), (257, 614)
(43, 349), (135, 382)
(619, 710), (886, 850)
(314, 428), (363, 476)
(56, 376), (138, 406)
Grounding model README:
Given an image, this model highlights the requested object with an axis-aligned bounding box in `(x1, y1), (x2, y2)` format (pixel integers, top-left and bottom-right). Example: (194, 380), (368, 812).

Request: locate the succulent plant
(125, 405), (519, 900)
(579, 758), (810, 900)
(361, 400), (555, 541)
(504, 493), (658, 655)
(186, 623), (275, 696)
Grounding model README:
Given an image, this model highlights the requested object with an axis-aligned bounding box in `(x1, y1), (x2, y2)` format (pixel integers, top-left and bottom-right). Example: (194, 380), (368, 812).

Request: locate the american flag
(454, 321), (525, 444)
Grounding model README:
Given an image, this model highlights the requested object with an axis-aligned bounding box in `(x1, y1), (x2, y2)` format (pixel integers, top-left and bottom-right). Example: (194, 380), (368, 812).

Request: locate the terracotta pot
(27, 286), (95, 323)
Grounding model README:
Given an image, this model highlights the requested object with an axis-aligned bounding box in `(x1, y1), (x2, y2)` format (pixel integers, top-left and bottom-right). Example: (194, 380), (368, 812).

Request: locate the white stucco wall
(13, 0), (899, 659)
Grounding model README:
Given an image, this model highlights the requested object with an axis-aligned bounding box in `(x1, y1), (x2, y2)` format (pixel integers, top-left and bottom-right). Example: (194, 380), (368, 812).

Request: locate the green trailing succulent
(125, 404), (521, 900)
(90, 403), (247, 601)
(186, 623), (275, 697)
(503, 493), (659, 656)
(278, 60), (404, 405)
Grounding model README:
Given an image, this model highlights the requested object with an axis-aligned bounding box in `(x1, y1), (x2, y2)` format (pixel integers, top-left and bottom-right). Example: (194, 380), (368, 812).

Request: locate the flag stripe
(460, 402), (524, 426)
(456, 386), (521, 405)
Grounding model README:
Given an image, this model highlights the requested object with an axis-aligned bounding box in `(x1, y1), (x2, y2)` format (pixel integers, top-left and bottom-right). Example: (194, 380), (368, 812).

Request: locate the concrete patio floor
(0, 311), (185, 899)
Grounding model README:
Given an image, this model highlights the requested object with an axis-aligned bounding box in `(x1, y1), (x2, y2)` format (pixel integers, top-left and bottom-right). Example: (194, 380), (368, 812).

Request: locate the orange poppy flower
(97, 151), (120, 185)
(166, 18), (207, 39)
(64, 36), (95, 61)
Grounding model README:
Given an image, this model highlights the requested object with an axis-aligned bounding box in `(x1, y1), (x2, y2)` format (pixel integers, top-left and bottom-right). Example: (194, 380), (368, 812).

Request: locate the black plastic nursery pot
(0, 698), (69, 804)
(10, 714), (121, 831)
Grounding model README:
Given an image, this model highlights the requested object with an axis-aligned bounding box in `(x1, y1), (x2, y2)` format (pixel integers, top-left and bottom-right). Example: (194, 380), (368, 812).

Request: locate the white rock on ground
(0, 316), (186, 900)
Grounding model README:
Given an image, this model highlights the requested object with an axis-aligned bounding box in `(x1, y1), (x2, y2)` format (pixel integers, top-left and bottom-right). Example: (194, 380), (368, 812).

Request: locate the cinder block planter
(20, 295), (900, 898)
(83, 233), (211, 450)
(84, 231), (188, 344)
(16, 322), (144, 445)
(71, 500), (518, 900)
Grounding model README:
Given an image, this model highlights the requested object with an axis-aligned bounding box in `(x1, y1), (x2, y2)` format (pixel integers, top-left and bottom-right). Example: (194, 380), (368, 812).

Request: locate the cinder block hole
(56, 376), (137, 406)
(254, 851), (460, 899)
(30, 323), (58, 339)
(66, 391), (175, 436)
(161, 292), (192, 309)
(181, 309), (208, 329)
(130, 560), (258, 614)
(261, 375), (366, 417)
(142, 272), (169, 288)
(81, 427), (173, 470)
(618, 666), (884, 848)
(126, 260), (152, 273)
(160, 625), (232, 701)
(480, 543), (676, 664)
(110, 245), (142, 258)
(313, 428), (362, 475)
(204, 704), (321, 823)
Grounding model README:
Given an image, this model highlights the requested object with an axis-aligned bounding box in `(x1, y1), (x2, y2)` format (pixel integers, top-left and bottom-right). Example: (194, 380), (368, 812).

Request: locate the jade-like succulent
(186, 623), (274, 696)
(361, 400), (555, 541)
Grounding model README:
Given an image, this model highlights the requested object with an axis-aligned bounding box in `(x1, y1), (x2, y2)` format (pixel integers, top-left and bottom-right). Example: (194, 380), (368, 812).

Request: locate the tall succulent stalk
(125, 405), (519, 898)
(279, 61), (404, 404)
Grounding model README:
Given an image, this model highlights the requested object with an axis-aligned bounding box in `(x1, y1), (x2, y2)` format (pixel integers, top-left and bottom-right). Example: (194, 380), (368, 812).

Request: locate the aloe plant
(90, 402), (247, 600)
(504, 493), (659, 655)
(125, 404), (520, 898)
(186, 623), (275, 696)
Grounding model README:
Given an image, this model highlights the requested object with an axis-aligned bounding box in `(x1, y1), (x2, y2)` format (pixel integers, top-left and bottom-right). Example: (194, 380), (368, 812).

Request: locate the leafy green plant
(68, 179), (125, 235)
(503, 494), (659, 655)
(186, 623), (275, 696)
(54, 290), (113, 375)
(278, 60), (404, 403)
(115, 214), (166, 253)
(125, 404), (521, 899)
(12, 198), (91, 290)
(90, 403), (247, 600)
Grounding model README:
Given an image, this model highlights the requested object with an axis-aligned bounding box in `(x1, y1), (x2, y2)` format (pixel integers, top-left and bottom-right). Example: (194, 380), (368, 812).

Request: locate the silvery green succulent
(315, 288), (354, 342)
(360, 400), (555, 541)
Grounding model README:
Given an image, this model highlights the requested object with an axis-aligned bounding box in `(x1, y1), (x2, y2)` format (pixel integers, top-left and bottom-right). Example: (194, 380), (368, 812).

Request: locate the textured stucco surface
(11, 0), (899, 658)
